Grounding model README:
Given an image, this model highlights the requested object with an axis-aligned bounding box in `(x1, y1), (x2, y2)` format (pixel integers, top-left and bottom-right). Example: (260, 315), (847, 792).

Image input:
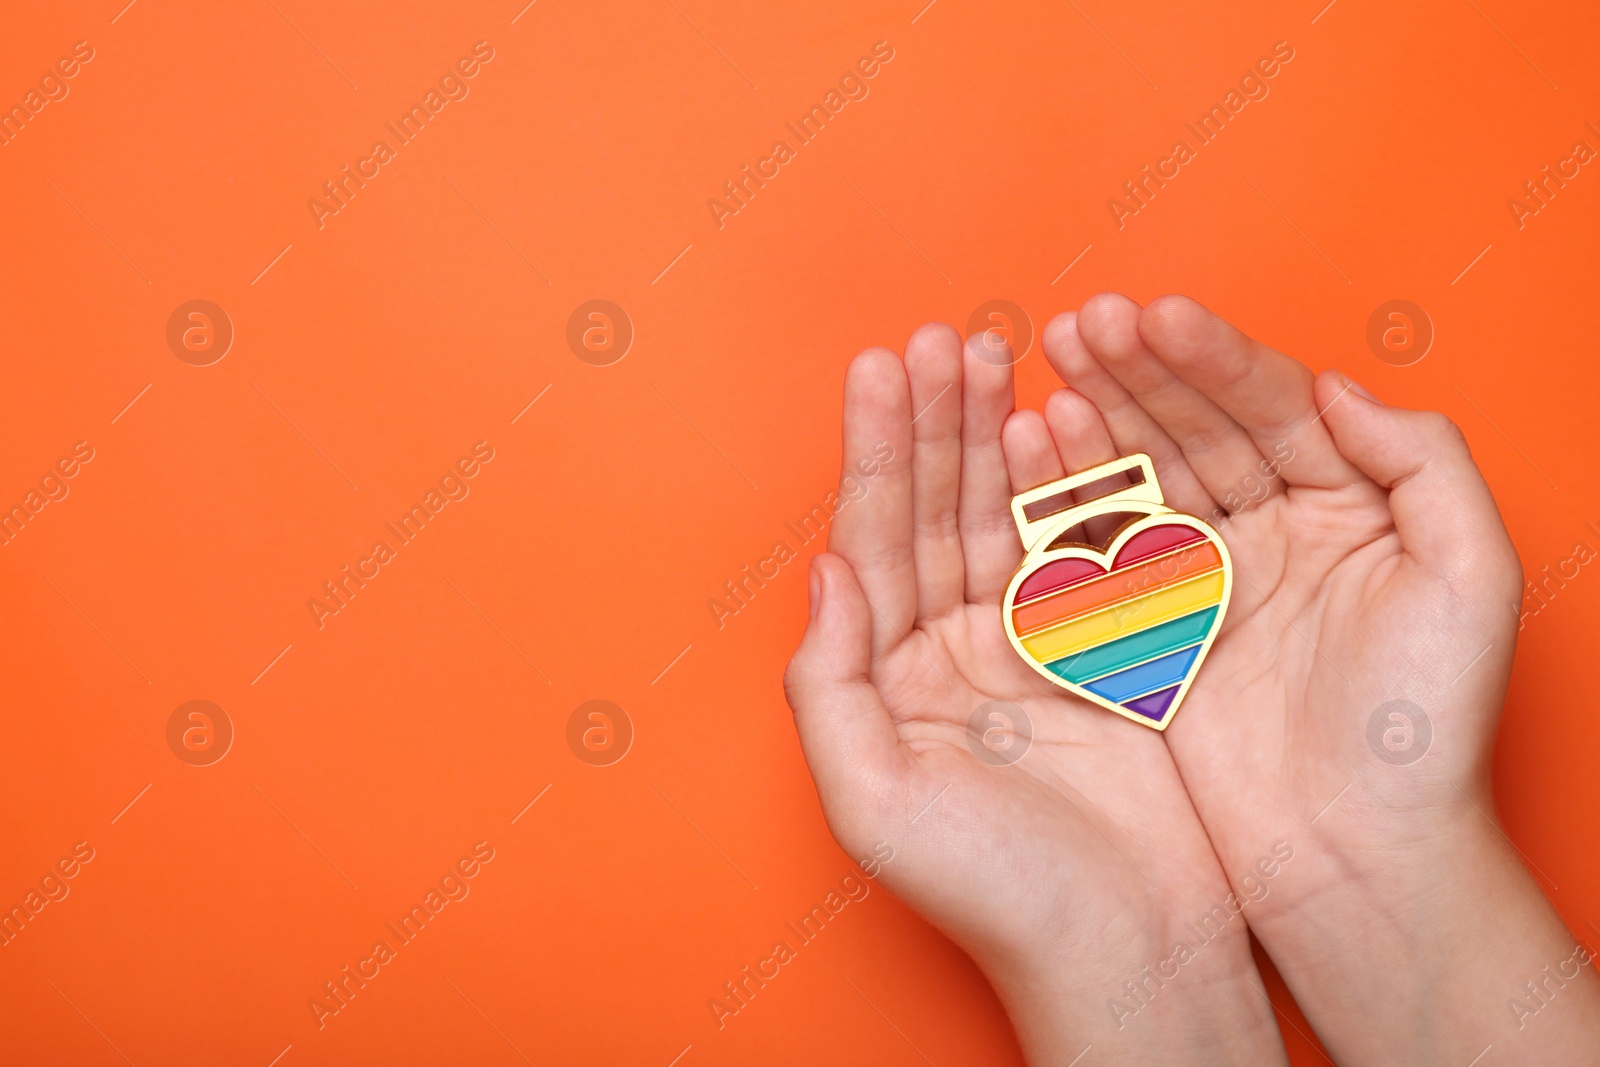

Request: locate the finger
(827, 349), (916, 656)
(1078, 293), (1283, 513)
(1042, 304), (1219, 519)
(784, 555), (904, 817)
(959, 333), (1021, 604)
(904, 323), (966, 622)
(1043, 387), (1117, 470)
(1316, 372), (1521, 598)
(1044, 388), (1126, 546)
(1139, 295), (1362, 490)
(1001, 408), (1066, 492)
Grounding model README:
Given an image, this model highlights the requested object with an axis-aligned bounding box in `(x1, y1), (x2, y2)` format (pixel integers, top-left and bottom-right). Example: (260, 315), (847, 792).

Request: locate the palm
(1041, 293), (1522, 886)
(869, 599), (1232, 953)
(1184, 479), (1515, 851)
(784, 323), (1251, 990)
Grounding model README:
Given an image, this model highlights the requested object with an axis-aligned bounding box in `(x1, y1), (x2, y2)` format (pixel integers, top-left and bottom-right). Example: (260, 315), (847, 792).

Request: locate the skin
(1046, 293), (1600, 1064)
(783, 323), (1286, 1065)
(786, 294), (1600, 1063)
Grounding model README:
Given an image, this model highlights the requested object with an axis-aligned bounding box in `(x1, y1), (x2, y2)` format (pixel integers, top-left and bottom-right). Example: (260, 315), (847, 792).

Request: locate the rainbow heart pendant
(1002, 454), (1231, 730)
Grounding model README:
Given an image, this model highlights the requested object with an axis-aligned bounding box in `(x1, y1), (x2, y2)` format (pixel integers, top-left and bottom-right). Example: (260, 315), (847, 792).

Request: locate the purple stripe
(1121, 685), (1180, 723)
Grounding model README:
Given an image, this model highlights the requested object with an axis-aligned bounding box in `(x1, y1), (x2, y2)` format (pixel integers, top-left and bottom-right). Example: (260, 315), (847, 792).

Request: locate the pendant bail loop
(1009, 453), (1163, 551)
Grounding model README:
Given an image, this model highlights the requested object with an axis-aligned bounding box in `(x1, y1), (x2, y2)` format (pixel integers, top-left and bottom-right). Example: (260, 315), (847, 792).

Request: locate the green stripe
(1045, 606), (1219, 684)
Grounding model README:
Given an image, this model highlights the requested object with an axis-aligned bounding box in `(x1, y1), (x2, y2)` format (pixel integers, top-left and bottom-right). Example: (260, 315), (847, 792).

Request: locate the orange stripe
(1012, 542), (1223, 636)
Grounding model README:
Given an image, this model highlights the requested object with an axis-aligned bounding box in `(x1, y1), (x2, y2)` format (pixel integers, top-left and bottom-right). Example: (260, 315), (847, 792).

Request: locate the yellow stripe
(1020, 571), (1226, 662)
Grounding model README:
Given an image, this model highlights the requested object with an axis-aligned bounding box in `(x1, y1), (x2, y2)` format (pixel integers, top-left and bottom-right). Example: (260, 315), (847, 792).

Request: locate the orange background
(2, 0), (1597, 1063)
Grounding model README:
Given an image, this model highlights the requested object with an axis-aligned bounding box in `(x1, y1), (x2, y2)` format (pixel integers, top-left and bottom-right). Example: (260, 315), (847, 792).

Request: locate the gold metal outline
(1001, 454), (1232, 731)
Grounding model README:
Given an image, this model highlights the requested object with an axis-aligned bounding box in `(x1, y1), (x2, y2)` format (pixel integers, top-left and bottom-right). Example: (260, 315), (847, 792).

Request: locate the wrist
(1246, 785), (1600, 1063)
(984, 911), (1285, 1066)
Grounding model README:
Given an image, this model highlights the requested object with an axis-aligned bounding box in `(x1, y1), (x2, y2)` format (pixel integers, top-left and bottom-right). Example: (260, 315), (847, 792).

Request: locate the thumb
(783, 554), (903, 813)
(1316, 371), (1521, 596)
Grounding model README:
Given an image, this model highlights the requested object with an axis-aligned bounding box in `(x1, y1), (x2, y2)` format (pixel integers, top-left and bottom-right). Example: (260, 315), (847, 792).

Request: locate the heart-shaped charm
(1002, 455), (1231, 730)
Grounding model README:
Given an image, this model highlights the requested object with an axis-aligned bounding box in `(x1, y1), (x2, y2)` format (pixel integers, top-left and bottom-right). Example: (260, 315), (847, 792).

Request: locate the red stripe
(1114, 524), (1206, 568)
(1014, 558), (1104, 603)
(1015, 523), (1209, 604)
(1011, 541), (1223, 635)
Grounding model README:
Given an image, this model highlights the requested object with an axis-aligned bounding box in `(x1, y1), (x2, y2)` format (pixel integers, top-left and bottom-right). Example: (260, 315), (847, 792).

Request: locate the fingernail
(1342, 373), (1381, 404)
(808, 559), (822, 620)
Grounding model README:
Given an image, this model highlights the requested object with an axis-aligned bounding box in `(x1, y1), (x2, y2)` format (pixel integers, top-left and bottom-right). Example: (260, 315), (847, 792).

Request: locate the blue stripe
(1081, 644), (1203, 703)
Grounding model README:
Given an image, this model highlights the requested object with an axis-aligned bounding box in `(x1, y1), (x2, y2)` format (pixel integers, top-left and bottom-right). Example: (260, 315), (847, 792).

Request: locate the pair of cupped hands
(784, 294), (1600, 1064)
